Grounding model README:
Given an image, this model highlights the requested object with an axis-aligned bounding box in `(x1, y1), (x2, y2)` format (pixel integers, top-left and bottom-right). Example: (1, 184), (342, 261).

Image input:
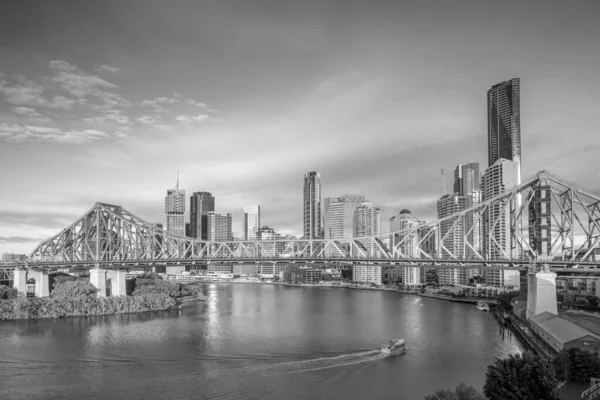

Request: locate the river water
(0, 284), (524, 400)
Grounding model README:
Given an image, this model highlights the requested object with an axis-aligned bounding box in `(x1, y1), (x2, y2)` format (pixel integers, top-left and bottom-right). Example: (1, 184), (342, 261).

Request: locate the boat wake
(210, 349), (385, 377)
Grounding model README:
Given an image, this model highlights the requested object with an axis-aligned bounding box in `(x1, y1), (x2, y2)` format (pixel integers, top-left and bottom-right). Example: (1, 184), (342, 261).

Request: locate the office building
(190, 192), (215, 240)
(243, 205), (261, 241)
(207, 212), (232, 242)
(1, 253), (27, 262)
(165, 182), (185, 237)
(353, 202), (381, 257)
(303, 171), (322, 239)
(353, 265), (382, 286)
(436, 194), (468, 285)
(454, 162), (482, 276)
(481, 158), (520, 287)
(256, 225), (285, 257)
(324, 195), (365, 240)
(389, 209), (423, 286)
(488, 78), (521, 184)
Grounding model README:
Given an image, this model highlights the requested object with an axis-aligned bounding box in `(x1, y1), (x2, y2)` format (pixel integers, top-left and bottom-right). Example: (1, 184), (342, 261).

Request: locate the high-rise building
(303, 171), (322, 239)
(243, 205), (261, 241)
(190, 192), (215, 240)
(165, 181), (185, 237)
(389, 209), (423, 286)
(488, 78), (521, 184)
(207, 212), (232, 242)
(436, 194), (468, 285)
(324, 195), (365, 239)
(481, 158), (520, 288)
(454, 162), (482, 276)
(353, 202), (381, 256)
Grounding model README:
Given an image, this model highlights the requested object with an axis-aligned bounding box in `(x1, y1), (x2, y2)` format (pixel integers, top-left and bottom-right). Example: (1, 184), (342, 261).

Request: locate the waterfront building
(190, 192), (215, 240)
(353, 265), (382, 286)
(436, 194), (468, 285)
(256, 225), (285, 257)
(389, 209), (423, 286)
(165, 182), (185, 237)
(481, 158), (520, 288)
(529, 312), (600, 354)
(302, 268), (323, 284)
(488, 78), (521, 185)
(353, 202), (381, 257)
(207, 212), (232, 242)
(303, 171), (322, 239)
(243, 205), (261, 241)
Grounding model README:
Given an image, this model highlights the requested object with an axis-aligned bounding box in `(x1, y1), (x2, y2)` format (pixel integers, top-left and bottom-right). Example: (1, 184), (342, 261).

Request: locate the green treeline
(0, 273), (201, 321)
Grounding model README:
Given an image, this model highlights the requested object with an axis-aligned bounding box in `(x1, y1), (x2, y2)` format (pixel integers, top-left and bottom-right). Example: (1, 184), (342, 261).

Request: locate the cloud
(84, 110), (130, 125)
(49, 60), (130, 108)
(155, 97), (179, 104)
(186, 99), (208, 108)
(138, 115), (157, 124)
(96, 64), (119, 74)
(175, 113), (213, 123)
(12, 107), (43, 117)
(0, 236), (47, 244)
(0, 123), (107, 143)
(0, 77), (77, 110)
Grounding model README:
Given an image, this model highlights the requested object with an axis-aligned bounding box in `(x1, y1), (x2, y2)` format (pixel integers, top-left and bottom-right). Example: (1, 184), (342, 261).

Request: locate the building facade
(353, 265), (382, 286)
(389, 209), (423, 286)
(190, 192), (215, 240)
(324, 195), (365, 240)
(207, 212), (232, 242)
(436, 194), (468, 285)
(243, 205), (261, 241)
(353, 202), (381, 256)
(488, 78), (521, 184)
(481, 158), (520, 287)
(528, 185), (552, 257)
(165, 186), (185, 237)
(303, 171), (322, 239)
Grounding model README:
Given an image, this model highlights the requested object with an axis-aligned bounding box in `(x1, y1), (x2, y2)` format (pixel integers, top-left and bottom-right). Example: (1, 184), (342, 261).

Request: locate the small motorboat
(380, 339), (407, 356)
(477, 301), (490, 311)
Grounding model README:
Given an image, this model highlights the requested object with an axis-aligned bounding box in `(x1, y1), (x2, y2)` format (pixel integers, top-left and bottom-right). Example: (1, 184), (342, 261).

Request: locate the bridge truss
(14, 171), (600, 268)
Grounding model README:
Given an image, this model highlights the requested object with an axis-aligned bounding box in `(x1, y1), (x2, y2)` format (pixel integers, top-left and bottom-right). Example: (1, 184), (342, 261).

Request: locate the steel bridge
(2, 170), (600, 275)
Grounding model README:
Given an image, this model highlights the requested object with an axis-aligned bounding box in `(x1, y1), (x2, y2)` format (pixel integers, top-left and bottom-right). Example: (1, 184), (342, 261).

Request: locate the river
(0, 284), (524, 400)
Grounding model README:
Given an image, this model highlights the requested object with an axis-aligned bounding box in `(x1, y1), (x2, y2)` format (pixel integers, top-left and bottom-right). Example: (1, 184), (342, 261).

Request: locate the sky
(1, 0), (600, 255)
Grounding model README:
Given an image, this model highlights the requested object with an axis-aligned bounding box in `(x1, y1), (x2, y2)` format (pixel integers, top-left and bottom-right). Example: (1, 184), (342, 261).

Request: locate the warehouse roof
(530, 312), (600, 344)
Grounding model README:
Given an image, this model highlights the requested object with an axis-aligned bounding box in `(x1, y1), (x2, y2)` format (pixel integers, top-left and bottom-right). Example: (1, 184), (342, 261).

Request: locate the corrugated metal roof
(530, 312), (600, 344)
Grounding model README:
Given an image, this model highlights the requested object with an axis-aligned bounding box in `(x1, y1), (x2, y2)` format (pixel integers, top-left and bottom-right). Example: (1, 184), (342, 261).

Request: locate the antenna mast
(441, 169), (448, 196)
(176, 170), (179, 189)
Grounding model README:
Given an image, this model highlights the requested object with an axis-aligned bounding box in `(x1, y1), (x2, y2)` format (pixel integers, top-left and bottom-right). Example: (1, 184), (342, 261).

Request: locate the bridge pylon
(526, 261), (558, 320)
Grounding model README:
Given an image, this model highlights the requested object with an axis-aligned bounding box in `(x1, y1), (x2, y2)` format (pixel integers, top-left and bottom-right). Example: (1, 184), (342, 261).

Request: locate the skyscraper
(389, 209), (423, 286)
(481, 158), (520, 288)
(243, 205), (261, 241)
(324, 195), (365, 239)
(165, 180), (185, 237)
(353, 202), (381, 256)
(207, 212), (232, 242)
(488, 78), (521, 184)
(436, 194), (468, 285)
(454, 162), (482, 262)
(190, 192), (215, 240)
(303, 171), (322, 239)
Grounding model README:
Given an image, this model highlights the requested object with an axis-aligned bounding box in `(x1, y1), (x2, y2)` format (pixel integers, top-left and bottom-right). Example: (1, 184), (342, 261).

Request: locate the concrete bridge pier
(12, 269), (50, 297)
(526, 265), (558, 320)
(90, 268), (127, 297)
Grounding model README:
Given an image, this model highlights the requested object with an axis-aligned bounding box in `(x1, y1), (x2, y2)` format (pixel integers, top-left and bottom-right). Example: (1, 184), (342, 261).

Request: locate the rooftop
(530, 312), (600, 344)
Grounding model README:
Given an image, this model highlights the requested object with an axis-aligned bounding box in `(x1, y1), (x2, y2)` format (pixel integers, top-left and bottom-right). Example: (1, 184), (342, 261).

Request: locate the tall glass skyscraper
(243, 205), (261, 241)
(323, 194), (365, 240)
(190, 192), (215, 240)
(303, 171), (322, 239)
(488, 78), (521, 184)
(165, 183), (185, 237)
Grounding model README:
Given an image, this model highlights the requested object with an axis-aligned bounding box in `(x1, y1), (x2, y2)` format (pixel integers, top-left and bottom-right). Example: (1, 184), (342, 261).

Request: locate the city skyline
(2, 1), (600, 254)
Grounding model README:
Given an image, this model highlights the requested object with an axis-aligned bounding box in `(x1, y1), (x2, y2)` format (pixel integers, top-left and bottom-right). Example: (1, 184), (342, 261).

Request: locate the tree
(424, 383), (485, 400)
(483, 352), (559, 400)
(553, 347), (600, 383)
(52, 280), (99, 298)
(0, 285), (19, 300)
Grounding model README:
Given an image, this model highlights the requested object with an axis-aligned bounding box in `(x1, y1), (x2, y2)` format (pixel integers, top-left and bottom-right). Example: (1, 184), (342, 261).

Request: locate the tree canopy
(51, 280), (99, 298)
(424, 382), (485, 400)
(483, 352), (559, 400)
(553, 347), (600, 383)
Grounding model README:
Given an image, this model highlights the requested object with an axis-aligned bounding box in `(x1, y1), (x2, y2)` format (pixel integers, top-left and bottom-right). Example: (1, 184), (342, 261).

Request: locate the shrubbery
(0, 285), (19, 300)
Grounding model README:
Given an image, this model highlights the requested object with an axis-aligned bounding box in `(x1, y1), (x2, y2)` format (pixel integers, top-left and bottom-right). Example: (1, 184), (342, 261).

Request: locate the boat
(380, 339), (407, 356)
(477, 301), (490, 311)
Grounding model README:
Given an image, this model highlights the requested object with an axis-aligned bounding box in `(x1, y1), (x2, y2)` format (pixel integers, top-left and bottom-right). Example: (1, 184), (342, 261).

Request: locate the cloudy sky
(1, 0), (600, 255)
